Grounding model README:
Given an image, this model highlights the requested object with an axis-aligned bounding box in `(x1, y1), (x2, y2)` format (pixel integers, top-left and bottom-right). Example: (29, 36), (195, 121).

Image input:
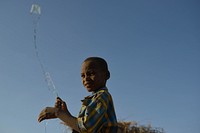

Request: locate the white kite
(30, 4), (41, 15)
(30, 4), (58, 97)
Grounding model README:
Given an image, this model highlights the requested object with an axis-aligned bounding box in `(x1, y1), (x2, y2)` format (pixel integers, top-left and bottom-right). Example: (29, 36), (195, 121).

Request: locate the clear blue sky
(0, 0), (199, 133)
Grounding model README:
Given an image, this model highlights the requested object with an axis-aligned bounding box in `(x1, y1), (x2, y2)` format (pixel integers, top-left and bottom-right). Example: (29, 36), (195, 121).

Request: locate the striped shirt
(76, 87), (118, 133)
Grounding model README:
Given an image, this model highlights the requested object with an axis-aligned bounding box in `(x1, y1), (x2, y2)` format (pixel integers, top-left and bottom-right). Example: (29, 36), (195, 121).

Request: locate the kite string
(45, 121), (47, 133)
(31, 4), (63, 133)
(33, 15), (58, 97)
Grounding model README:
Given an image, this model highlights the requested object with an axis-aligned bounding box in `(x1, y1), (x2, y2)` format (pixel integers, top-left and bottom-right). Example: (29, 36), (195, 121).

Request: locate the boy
(38, 57), (118, 133)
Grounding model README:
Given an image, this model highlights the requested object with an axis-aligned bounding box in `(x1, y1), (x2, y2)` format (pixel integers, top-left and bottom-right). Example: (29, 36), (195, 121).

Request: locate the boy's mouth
(84, 82), (94, 88)
(85, 83), (92, 87)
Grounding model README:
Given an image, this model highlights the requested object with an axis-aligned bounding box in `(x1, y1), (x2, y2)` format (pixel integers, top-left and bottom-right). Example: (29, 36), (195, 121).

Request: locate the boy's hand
(55, 97), (69, 114)
(38, 97), (71, 123)
(38, 107), (59, 122)
(38, 97), (63, 122)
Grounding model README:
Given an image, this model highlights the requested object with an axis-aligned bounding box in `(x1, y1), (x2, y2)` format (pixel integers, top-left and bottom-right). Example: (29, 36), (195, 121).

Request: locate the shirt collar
(92, 86), (107, 94)
(82, 87), (108, 101)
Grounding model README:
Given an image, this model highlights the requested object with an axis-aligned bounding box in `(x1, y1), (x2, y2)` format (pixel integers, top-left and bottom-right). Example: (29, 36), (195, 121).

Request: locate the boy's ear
(106, 71), (110, 80)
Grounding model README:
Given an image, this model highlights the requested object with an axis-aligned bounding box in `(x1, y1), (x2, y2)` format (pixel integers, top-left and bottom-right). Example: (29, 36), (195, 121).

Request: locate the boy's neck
(92, 86), (107, 93)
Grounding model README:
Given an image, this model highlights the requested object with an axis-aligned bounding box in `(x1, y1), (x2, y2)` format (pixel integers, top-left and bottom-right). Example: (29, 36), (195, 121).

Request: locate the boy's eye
(88, 71), (95, 76)
(81, 74), (85, 78)
(81, 71), (95, 78)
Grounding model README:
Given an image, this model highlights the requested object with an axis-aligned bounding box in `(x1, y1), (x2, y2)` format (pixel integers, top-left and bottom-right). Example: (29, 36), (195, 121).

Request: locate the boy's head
(81, 57), (110, 92)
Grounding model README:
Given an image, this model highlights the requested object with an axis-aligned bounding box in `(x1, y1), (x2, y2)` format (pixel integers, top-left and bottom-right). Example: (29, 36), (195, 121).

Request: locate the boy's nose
(85, 74), (92, 81)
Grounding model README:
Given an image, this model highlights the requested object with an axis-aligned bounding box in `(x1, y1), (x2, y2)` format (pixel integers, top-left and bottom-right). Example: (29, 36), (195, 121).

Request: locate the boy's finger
(56, 97), (65, 109)
(38, 116), (45, 122)
(38, 107), (58, 122)
(61, 101), (68, 111)
(38, 110), (46, 122)
(56, 97), (62, 101)
(62, 101), (67, 106)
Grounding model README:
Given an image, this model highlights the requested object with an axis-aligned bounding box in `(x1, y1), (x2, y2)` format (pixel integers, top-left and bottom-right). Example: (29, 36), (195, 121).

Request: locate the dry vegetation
(62, 121), (165, 133)
(117, 121), (165, 133)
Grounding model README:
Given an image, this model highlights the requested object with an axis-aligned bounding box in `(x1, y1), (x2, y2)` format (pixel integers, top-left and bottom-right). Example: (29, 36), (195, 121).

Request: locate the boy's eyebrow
(81, 70), (96, 75)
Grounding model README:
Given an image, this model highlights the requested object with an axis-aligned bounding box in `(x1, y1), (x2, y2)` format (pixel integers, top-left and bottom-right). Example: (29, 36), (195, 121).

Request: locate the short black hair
(84, 57), (109, 71)
(83, 57), (110, 79)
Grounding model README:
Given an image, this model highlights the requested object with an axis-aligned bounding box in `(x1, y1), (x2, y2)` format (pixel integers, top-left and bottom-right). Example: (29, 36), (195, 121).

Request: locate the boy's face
(81, 60), (107, 92)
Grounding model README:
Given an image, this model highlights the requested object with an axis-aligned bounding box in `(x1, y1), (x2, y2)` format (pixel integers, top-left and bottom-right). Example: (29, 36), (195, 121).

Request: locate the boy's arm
(38, 107), (80, 132)
(56, 110), (80, 132)
(38, 97), (81, 133)
(55, 97), (80, 132)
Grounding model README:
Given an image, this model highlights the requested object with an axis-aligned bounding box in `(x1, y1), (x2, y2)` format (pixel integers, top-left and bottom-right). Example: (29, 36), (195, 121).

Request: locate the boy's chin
(86, 88), (94, 92)
(86, 87), (97, 92)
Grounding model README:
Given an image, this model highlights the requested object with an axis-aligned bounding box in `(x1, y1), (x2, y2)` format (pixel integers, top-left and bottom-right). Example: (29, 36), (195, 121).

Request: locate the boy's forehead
(82, 60), (99, 69)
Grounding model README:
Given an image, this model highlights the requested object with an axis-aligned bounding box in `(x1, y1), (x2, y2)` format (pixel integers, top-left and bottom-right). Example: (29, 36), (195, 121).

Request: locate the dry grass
(117, 121), (165, 133)
(61, 121), (165, 133)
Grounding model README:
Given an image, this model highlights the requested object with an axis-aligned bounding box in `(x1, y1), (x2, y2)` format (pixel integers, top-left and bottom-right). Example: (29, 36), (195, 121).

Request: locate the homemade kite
(30, 4), (58, 97)
(30, 4), (41, 15)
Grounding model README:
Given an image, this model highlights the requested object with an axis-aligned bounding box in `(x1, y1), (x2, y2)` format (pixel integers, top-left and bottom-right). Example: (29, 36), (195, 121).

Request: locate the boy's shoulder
(93, 88), (113, 103)
(95, 88), (110, 96)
